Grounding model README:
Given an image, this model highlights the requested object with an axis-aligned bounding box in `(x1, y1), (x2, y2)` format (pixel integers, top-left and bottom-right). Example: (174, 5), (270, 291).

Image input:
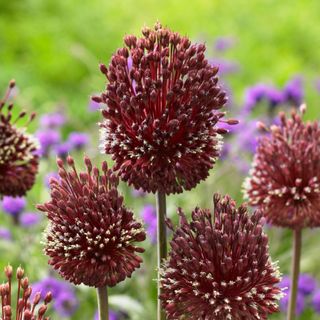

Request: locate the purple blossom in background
(0, 227), (11, 240)
(32, 277), (78, 317)
(209, 58), (239, 75)
(54, 291), (79, 317)
(315, 78), (320, 93)
(312, 290), (320, 313)
(89, 96), (101, 111)
(235, 119), (259, 154)
(220, 142), (231, 160)
(280, 291), (305, 316)
(68, 132), (89, 150)
(19, 212), (41, 227)
(44, 172), (60, 188)
(214, 36), (235, 52)
(36, 129), (60, 157)
(265, 87), (284, 108)
(94, 310), (118, 320)
(283, 76), (304, 106)
(243, 83), (269, 113)
(131, 188), (147, 198)
(141, 204), (157, 243)
(40, 112), (65, 128)
(1, 196), (26, 217)
(54, 142), (72, 158)
(298, 274), (317, 295)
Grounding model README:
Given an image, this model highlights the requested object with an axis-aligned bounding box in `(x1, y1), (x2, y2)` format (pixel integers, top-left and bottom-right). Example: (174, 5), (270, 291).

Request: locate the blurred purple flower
(214, 36), (235, 52)
(279, 275), (290, 291)
(265, 87), (284, 108)
(298, 274), (317, 295)
(54, 290), (79, 317)
(209, 58), (239, 75)
(36, 129), (60, 157)
(44, 172), (60, 189)
(243, 83), (269, 113)
(131, 188), (147, 198)
(283, 76), (304, 107)
(141, 204), (157, 243)
(1, 196), (26, 217)
(19, 212), (41, 227)
(315, 78), (320, 93)
(312, 290), (320, 313)
(0, 227), (11, 240)
(280, 291), (305, 315)
(94, 310), (118, 320)
(235, 119), (259, 154)
(68, 132), (89, 150)
(32, 277), (78, 317)
(220, 142), (231, 160)
(54, 142), (72, 158)
(40, 112), (65, 128)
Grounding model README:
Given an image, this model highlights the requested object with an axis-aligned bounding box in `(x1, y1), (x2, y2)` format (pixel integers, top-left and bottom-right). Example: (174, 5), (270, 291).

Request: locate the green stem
(97, 286), (109, 320)
(287, 229), (302, 320)
(156, 191), (167, 320)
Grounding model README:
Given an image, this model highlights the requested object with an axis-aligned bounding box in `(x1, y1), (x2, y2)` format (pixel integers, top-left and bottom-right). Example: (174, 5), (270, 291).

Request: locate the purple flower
(68, 132), (89, 150)
(265, 87), (284, 108)
(89, 96), (101, 112)
(243, 83), (269, 113)
(0, 227), (11, 240)
(94, 310), (118, 320)
(40, 112), (65, 128)
(131, 188), (147, 198)
(312, 290), (320, 313)
(44, 172), (60, 189)
(54, 142), (72, 158)
(141, 204), (157, 243)
(235, 119), (259, 153)
(32, 277), (78, 316)
(279, 275), (291, 292)
(19, 212), (41, 227)
(214, 36), (235, 52)
(36, 129), (60, 157)
(280, 291), (305, 315)
(1, 196), (26, 217)
(283, 76), (304, 107)
(315, 78), (320, 93)
(209, 58), (239, 75)
(298, 274), (317, 295)
(53, 290), (79, 317)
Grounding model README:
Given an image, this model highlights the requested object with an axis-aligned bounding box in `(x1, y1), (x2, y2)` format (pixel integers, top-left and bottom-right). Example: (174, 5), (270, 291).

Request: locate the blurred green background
(1, 0), (320, 319)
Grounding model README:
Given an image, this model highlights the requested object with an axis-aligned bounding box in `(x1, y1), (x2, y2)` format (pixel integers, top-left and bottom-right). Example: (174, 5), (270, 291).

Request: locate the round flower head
(160, 194), (282, 320)
(96, 22), (236, 194)
(244, 107), (320, 228)
(0, 80), (39, 197)
(37, 156), (146, 287)
(0, 265), (52, 319)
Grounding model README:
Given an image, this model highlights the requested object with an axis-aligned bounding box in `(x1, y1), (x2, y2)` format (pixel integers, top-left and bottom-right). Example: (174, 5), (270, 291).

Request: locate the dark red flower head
(96, 22), (237, 194)
(0, 265), (52, 320)
(244, 107), (320, 228)
(37, 156), (146, 288)
(160, 194), (282, 319)
(0, 80), (39, 198)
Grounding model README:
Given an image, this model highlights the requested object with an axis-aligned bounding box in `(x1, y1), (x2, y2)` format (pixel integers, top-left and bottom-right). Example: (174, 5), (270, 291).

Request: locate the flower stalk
(156, 191), (167, 320)
(287, 229), (302, 320)
(97, 286), (109, 320)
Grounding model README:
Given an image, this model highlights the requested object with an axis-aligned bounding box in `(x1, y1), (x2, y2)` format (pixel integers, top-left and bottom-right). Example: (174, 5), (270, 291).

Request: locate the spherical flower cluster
(244, 108), (320, 228)
(0, 80), (39, 197)
(0, 265), (52, 319)
(96, 22), (236, 194)
(37, 156), (146, 287)
(160, 194), (282, 319)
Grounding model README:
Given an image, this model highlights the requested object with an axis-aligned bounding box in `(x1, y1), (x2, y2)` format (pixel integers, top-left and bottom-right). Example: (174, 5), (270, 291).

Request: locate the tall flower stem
(287, 229), (302, 320)
(97, 286), (109, 320)
(156, 191), (167, 320)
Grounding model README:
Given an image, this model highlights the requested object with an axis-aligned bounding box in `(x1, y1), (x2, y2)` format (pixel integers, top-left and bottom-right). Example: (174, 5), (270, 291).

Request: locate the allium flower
(40, 112), (65, 128)
(1, 196), (26, 217)
(44, 172), (60, 188)
(37, 156), (146, 287)
(244, 109), (320, 228)
(0, 81), (39, 197)
(141, 204), (157, 243)
(0, 265), (52, 319)
(96, 22), (235, 194)
(20, 212), (42, 227)
(68, 132), (89, 150)
(160, 194), (282, 319)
